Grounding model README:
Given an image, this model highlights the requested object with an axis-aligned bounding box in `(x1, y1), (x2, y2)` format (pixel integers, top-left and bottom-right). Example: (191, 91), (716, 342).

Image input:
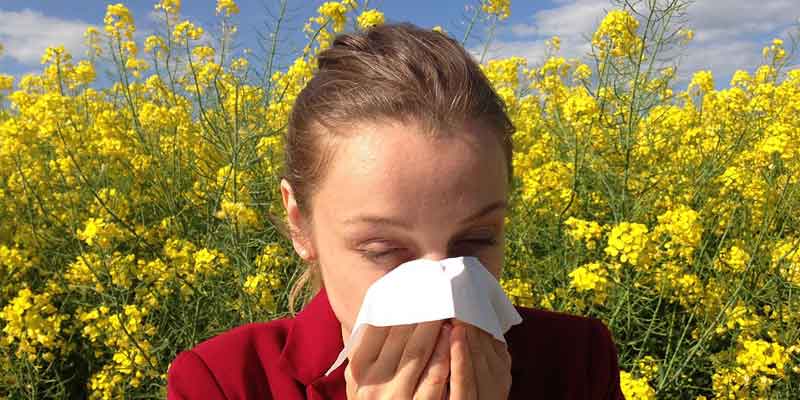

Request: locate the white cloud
(678, 0), (798, 85)
(513, 0), (607, 38)
(678, 40), (762, 86)
(477, 0), (606, 64)
(0, 9), (93, 64)
(687, 0), (796, 43)
(477, 0), (799, 86)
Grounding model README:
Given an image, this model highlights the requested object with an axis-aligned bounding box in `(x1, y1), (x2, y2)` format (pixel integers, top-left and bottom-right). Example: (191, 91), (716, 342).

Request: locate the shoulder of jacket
(191, 316), (294, 358)
(167, 317), (295, 399)
(513, 305), (600, 329)
(506, 305), (610, 353)
(167, 349), (228, 398)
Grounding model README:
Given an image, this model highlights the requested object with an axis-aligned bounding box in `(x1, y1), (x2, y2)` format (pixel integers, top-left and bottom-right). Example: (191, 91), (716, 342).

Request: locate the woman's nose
(418, 251), (452, 263)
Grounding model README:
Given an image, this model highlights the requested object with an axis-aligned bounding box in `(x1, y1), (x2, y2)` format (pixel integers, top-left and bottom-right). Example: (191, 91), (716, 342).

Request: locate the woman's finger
(349, 324), (390, 380)
(490, 334), (512, 366)
(393, 320), (442, 397)
(466, 325), (491, 397)
(475, 327), (505, 370)
(449, 323), (477, 400)
(412, 321), (451, 399)
(374, 324), (415, 378)
(475, 327), (513, 399)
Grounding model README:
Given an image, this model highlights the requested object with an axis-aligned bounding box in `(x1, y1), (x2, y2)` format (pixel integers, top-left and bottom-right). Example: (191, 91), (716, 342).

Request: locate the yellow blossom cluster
(651, 205), (702, 262)
(568, 261), (610, 305)
(592, 10), (642, 58)
(711, 337), (792, 397)
(762, 38), (786, 62)
(357, 9), (385, 29)
(0, 74), (13, 93)
(604, 222), (650, 266)
(1, 288), (68, 363)
(620, 370), (656, 399)
(303, 1), (357, 53)
(155, 0), (180, 15)
(481, 0), (511, 20)
(104, 3), (135, 40)
(79, 304), (159, 398)
(771, 237), (800, 287)
(500, 277), (534, 308)
(173, 20), (204, 42)
(564, 217), (603, 250)
(216, 0), (240, 16)
(77, 217), (126, 250)
(714, 244), (750, 274)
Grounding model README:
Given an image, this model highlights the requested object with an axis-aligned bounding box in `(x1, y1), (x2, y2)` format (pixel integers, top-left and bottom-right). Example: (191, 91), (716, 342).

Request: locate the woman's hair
(272, 22), (515, 314)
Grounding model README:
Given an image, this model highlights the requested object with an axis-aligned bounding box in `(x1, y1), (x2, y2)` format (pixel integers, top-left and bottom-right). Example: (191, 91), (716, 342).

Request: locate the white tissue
(323, 256), (523, 376)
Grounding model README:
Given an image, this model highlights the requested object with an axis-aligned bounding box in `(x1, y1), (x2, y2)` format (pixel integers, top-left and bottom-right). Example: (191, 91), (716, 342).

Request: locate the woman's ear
(281, 178), (316, 261)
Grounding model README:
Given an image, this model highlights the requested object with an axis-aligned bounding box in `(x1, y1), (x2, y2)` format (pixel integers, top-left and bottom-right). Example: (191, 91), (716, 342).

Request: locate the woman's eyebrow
(342, 215), (412, 229)
(460, 200), (507, 224)
(342, 199), (507, 229)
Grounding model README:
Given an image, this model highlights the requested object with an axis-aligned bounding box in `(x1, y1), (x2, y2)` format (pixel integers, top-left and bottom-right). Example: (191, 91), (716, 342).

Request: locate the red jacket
(167, 286), (626, 399)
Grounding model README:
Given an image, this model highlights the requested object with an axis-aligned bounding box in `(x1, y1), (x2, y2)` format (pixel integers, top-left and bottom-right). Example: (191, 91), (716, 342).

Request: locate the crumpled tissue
(324, 255), (523, 376)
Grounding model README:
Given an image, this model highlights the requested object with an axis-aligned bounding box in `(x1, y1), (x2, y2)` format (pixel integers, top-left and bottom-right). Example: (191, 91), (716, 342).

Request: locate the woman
(167, 22), (625, 400)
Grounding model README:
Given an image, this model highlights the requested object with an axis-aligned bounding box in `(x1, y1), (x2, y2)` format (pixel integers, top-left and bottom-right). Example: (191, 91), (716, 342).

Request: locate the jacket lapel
(277, 286), (348, 399)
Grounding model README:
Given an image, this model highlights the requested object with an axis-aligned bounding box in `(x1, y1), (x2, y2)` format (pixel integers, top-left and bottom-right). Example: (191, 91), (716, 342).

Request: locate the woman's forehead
(313, 120), (507, 223)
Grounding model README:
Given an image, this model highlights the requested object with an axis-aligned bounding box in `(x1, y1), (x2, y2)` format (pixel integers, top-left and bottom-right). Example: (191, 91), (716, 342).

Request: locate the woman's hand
(448, 321), (512, 400)
(345, 320), (453, 399)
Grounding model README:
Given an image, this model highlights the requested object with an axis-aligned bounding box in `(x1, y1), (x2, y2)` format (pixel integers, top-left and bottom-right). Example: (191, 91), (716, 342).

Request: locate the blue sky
(0, 0), (798, 88)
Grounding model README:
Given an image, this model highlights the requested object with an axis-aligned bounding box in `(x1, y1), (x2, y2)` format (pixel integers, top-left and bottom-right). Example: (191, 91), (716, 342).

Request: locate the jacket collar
(277, 286), (347, 388)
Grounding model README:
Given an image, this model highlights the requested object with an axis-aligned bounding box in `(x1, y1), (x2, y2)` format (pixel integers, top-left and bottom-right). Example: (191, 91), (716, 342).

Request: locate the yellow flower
(83, 26), (102, 57)
(592, 10), (642, 58)
(317, 2), (348, 32)
(500, 277), (534, 308)
(481, 0), (510, 20)
(215, 199), (261, 229)
(155, 0), (181, 15)
(0, 74), (13, 92)
(0, 288), (67, 363)
(73, 60), (96, 85)
(547, 35), (561, 52)
(216, 0), (240, 16)
(357, 9), (384, 29)
(564, 217), (603, 250)
(192, 45), (216, 62)
(604, 222), (649, 266)
(736, 338), (790, 379)
(78, 218), (102, 246)
(652, 205), (702, 262)
(104, 3), (135, 40)
(144, 35), (166, 54)
(688, 70), (714, 94)
(569, 262), (607, 291)
(173, 20), (204, 42)
(76, 218), (123, 249)
(680, 28), (694, 42)
(620, 370), (656, 399)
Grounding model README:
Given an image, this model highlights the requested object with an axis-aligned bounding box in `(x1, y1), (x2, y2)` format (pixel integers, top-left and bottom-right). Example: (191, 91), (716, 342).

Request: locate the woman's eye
(455, 238), (499, 251)
(359, 248), (399, 262)
(358, 237), (498, 263)
(461, 238), (498, 245)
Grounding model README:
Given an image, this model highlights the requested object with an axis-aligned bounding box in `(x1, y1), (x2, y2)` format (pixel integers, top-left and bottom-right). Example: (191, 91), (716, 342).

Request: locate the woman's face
(281, 118), (509, 340)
